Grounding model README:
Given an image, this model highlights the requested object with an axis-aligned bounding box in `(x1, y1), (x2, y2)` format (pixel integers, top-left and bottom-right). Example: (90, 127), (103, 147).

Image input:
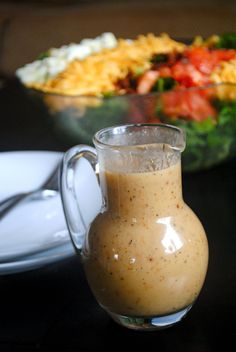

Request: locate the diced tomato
(171, 61), (209, 87)
(161, 90), (217, 122)
(128, 95), (159, 123)
(128, 99), (146, 123)
(186, 47), (217, 74)
(213, 49), (236, 61)
(186, 47), (236, 75)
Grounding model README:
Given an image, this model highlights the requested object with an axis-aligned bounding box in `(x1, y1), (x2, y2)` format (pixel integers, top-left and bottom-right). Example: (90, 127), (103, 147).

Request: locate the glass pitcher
(60, 123), (208, 331)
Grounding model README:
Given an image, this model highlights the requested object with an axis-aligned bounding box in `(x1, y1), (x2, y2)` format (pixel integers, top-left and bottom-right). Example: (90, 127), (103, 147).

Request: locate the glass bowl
(26, 83), (236, 172)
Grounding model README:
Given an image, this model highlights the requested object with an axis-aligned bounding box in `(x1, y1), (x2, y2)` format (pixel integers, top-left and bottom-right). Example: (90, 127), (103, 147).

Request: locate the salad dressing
(82, 161), (208, 317)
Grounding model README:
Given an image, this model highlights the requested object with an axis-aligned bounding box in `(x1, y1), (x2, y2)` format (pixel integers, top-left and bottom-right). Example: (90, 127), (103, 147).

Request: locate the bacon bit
(115, 72), (137, 94)
(137, 70), (160, 94)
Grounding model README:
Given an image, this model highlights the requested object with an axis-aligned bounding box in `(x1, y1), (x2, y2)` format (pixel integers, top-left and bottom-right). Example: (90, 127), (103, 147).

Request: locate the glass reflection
(157, 217), (183, 254)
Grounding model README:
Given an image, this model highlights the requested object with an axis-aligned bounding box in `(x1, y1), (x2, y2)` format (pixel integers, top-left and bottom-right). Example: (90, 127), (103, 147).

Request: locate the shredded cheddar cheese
(28, 33), (186, 96)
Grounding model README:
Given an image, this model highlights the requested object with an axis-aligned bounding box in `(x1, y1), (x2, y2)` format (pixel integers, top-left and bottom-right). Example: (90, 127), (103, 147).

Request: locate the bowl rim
(21, 81), (236, 100)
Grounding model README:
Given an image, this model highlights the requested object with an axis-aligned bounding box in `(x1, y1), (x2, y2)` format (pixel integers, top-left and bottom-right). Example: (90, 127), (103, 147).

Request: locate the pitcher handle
(60, 145), (102, 252)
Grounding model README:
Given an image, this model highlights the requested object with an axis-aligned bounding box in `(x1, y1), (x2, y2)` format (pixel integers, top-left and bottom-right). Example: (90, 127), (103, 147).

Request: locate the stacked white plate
(0, 151), (75, 275)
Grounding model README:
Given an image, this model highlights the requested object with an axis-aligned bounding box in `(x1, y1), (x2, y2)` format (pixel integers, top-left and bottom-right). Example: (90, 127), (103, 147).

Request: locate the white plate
(0, 151), (75, 274)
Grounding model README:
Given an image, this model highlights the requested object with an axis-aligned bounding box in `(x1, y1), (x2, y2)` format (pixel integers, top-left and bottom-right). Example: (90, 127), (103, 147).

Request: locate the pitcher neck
(100, 161), (183, 218)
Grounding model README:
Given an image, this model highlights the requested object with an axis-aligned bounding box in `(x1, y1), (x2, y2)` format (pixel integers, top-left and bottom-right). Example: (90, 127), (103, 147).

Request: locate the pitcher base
(108, 305), (193, 331)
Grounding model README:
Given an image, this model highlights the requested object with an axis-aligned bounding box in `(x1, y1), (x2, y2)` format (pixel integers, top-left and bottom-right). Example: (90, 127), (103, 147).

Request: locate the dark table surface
(0, 77), (236, 352)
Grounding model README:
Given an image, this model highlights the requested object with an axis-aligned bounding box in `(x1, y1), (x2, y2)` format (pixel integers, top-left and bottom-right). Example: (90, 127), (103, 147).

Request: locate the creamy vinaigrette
(82, 161), (208, 317)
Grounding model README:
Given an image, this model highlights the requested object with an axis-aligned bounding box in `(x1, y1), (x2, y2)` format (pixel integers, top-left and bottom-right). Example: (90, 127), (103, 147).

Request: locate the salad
(17, 32), (236, 171)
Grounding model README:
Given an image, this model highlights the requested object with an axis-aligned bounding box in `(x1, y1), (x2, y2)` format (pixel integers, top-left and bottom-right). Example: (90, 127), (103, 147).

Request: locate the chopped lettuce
(152, 77), (176, 93)
(37, 51), (50, 60)
(215, 33), (236, 49)
(169, 99), (236, 171)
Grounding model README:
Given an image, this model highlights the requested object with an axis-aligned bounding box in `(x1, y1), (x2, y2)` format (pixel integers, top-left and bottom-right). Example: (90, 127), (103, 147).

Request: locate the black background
(0, 77), (235, 351)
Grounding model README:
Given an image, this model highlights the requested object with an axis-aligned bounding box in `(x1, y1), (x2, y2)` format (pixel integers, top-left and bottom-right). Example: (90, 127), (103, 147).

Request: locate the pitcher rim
(93, 123), (186, 152)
